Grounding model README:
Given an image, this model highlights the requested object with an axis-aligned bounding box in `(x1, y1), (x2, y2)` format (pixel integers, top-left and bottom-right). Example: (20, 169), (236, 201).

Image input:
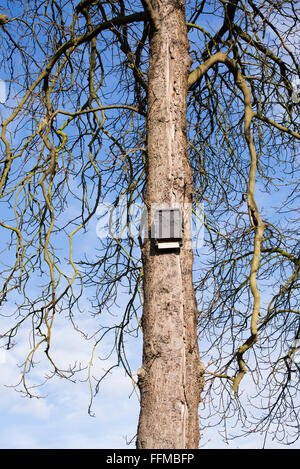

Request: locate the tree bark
(136, 0), (204, 449)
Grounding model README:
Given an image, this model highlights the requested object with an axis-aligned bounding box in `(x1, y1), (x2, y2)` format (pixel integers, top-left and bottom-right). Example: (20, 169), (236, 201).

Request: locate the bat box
(152, 208), (182, 250)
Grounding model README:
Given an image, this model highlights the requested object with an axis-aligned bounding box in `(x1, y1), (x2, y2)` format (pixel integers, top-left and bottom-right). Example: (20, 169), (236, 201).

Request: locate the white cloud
(0, 80), (6, 104)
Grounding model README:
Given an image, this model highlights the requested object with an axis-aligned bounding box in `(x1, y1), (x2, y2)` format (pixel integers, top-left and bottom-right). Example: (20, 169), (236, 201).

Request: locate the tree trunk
(136, 0), (204, 449)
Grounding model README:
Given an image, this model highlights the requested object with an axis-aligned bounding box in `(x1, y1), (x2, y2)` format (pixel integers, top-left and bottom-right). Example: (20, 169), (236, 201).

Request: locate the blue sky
(0, 308), (141, 449)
